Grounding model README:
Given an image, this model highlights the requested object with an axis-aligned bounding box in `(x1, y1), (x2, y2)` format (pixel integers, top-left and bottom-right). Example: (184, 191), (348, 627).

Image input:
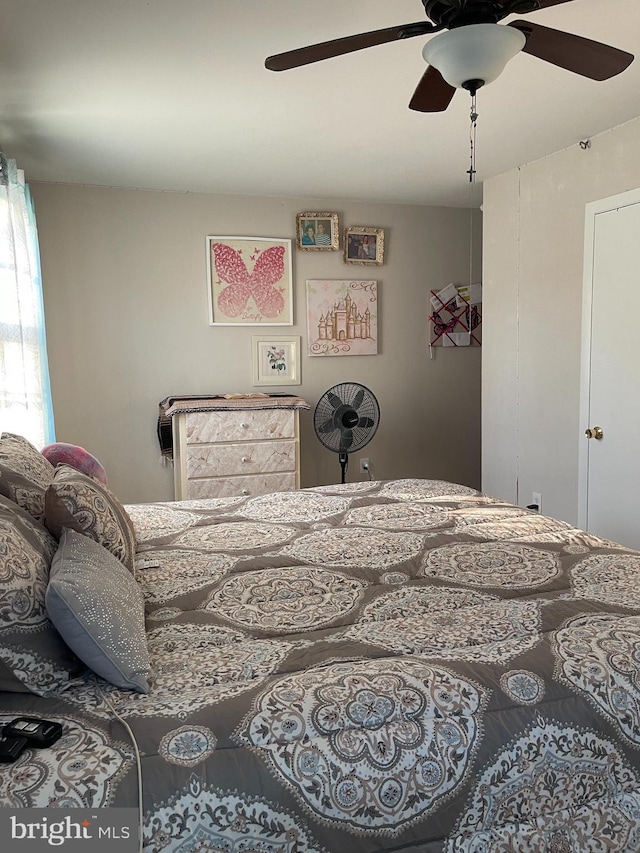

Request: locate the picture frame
(344, 226), (385, 266)
(306, 279), (378, 357)
(207, 236), (293, 325)
(296, 212), (340, 251)
(252, 335), (301, 385)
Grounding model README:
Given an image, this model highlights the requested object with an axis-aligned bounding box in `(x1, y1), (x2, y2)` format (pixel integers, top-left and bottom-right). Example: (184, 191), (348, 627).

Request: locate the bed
(2, 432), (640, 851)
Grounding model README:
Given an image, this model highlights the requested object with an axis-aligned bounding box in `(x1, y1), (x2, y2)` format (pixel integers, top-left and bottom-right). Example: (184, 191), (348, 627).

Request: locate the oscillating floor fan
(314, 382), (380, 484)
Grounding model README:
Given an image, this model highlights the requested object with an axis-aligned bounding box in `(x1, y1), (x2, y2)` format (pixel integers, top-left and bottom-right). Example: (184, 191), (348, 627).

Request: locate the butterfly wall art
(207, 236), (293, 325)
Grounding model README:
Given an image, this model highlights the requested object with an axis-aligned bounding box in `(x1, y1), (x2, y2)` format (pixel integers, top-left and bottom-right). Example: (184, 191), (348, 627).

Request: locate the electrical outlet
(359, 457), (370, 474)
(531, 492), (542, 514)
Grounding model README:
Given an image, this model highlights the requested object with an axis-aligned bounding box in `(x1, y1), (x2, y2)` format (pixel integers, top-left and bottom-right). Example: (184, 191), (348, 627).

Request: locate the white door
(579, 188), (640, 549)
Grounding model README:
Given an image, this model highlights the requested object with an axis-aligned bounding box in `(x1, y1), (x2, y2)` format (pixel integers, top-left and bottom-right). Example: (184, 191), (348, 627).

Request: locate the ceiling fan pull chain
(467, 93), (478, 184)
(468, 93), (478, 288)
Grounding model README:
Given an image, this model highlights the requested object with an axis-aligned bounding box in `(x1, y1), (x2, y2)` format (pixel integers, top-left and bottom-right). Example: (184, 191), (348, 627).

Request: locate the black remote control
(3, 717), (63, 748)
(0, 733), (28, 763)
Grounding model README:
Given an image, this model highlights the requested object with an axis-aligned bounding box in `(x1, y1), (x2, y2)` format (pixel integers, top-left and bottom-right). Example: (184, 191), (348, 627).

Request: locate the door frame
(578, 185), (640, 531)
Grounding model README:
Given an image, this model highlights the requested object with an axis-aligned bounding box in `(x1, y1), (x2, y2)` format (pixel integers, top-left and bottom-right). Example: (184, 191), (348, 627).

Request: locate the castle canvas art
(306, 279), (378, 356)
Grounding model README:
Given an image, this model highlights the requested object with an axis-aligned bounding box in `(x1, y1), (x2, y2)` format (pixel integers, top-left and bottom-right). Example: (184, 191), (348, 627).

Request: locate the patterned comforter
(3, 478), (640, 851)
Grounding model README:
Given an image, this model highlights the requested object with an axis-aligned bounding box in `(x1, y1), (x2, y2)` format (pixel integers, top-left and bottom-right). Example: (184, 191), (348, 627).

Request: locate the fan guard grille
(314, 382), (380, 453)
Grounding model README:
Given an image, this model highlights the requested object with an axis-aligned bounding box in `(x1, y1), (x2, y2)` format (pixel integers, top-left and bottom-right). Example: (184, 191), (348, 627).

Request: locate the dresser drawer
(186, 472), (297, 500)
(186, 440), (295, 478)
(185, 409), (295, 444)
(172, 404), (303, 501)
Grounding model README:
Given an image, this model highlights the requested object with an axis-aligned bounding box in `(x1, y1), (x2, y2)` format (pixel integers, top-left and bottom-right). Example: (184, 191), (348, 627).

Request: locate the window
(0, 156), (54, 447)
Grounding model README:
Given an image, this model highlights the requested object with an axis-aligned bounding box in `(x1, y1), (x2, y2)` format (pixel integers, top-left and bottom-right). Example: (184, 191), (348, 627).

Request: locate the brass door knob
(585, 426), (604, 440)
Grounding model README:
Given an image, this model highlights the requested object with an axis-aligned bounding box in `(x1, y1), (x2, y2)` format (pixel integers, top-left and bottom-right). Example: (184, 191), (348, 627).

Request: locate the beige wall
(32, 183), (482, 503)
(482, 116), (640, 523)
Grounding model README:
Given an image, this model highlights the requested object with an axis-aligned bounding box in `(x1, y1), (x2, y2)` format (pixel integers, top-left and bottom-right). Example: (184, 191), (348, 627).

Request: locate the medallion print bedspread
(3, 479), (640, 851)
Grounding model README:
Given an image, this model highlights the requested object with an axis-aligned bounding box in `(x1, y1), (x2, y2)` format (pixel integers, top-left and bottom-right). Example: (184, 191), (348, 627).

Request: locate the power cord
(94, 679), (144, 853)
(362, 461), (373, 482)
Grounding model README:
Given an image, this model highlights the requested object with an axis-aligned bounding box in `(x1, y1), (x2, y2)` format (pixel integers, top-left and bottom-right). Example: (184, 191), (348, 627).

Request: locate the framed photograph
(252, 335), (301, 385)
(306, 279), (378, 357)
(296, 212), (339, 251)
(207, 236), (293, 325)
(344, 226), (384, 266)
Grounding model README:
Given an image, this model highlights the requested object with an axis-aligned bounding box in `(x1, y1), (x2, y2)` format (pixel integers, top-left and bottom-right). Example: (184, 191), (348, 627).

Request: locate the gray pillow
(46, 529), (151, 693)
(0, 432), (55, 523)
(0, 494), (79, 695)
(45, 464), (136, 572)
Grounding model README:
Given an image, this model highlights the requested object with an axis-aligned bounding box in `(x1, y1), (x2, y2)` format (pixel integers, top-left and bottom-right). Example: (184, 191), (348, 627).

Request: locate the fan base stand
(339, 452), (348, 485)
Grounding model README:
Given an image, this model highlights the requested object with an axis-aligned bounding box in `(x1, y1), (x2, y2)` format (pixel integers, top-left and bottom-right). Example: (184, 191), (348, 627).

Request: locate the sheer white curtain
(0, 154), (54, 447)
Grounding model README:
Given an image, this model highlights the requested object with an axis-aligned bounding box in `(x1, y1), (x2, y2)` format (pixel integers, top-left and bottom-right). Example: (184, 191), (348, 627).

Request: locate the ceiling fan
(265, 0), (634, 112)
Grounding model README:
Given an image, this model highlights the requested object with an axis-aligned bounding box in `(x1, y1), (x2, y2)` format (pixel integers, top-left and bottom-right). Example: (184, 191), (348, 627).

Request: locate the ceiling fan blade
(409, 65), (456, 112)
(531, 0), (577, 9)
(265, 21), (437, 71)
(509, 20), (634, 81)
(494, 0), (575, 13)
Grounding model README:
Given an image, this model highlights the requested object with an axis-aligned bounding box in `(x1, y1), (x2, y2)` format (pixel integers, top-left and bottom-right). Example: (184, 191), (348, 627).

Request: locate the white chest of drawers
(172, 405), (303, 500)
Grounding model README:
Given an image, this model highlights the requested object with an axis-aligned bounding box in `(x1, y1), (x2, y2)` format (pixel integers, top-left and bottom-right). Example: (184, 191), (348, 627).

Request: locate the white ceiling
(1, 0), (638, 207)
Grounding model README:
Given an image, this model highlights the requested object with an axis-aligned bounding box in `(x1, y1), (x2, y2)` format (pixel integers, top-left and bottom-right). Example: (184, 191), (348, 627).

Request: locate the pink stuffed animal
(41, 442), (108, 485)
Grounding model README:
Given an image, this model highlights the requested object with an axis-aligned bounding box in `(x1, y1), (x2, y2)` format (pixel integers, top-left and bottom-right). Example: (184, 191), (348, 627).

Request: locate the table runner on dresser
(157, 394), (310, 460)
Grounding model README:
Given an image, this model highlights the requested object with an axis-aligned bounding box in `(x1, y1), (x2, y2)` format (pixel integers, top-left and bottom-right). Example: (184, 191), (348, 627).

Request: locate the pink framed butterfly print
(207, 236), (293, 325)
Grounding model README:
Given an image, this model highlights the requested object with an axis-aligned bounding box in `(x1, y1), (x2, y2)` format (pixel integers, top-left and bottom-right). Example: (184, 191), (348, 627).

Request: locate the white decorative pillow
(46, 529), (151, 693)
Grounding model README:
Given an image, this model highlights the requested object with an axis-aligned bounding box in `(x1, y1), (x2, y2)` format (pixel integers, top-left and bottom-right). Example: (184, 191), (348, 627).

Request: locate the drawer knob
(241, 456), (250, 463)
(241, 488), (250, 496)
(240, 422), (249, 429)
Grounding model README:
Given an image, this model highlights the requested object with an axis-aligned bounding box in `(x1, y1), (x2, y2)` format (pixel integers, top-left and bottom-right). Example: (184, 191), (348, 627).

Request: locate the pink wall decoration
(306, 279), (378, 356)
(207, 236), (293, 325)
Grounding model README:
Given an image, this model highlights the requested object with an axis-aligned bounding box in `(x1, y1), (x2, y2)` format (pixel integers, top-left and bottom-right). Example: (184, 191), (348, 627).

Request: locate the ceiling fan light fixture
(422, 23), (526, 90)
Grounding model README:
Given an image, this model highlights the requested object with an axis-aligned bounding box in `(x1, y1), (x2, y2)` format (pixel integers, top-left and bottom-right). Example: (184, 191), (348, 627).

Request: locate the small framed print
(344, 226), (384, 266)
(252, 335), (301, 386)
(207, 236), (293, 325)
(296, 212), (339, 251)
